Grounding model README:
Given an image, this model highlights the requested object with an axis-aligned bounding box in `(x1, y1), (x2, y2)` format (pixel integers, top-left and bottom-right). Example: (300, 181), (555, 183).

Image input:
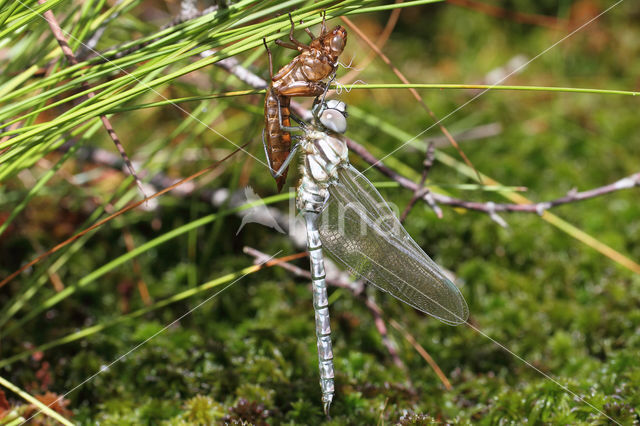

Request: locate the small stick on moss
(388, 319), (452, 390)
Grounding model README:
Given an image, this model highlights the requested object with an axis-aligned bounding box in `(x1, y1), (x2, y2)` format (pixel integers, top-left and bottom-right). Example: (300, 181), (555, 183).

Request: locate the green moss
(1, 0), (640, 424)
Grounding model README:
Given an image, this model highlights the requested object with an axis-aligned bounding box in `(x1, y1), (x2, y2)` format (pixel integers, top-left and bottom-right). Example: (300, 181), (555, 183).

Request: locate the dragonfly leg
(311, 75), (336, 120)
(295, 15), (315, 40)
(304, 26), (315, 40)
(315, 74), (336, 115)
(289, 114), (306, 127)
(273, 93), (310, 131)
(262, 128), (278, 178)
(323, 74), (336, 101)
(286, 12), (310, 50)
(320, 10), (327, 35)
(304, 211), (335, 416)
(262, 129), (301, 178)
(275, 94), (302, 133)
(274, 39), (299, 50)
(262, 38), (273, 80)
(274, 141), (301, 178)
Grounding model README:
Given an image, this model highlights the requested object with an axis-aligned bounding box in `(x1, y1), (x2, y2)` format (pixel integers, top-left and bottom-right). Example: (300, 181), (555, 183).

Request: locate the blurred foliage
(1, 0), (639, 424)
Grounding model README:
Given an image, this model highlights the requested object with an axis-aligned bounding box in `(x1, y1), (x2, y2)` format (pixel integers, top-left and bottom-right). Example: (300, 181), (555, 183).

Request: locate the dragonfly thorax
(297, 129), (348, 213)
(302, 131), (348, 181)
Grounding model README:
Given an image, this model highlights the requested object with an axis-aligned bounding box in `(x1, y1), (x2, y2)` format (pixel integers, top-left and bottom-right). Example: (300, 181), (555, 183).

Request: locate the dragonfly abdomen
(264, 89), (292, 192)
(305, 213), (335, 414)
(297, 119), (349, 415)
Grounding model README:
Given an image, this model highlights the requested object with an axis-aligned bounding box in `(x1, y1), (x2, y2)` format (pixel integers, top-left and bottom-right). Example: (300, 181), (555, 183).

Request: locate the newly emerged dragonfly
(263, 13), (347, 192)
(273, 97), (470, 414)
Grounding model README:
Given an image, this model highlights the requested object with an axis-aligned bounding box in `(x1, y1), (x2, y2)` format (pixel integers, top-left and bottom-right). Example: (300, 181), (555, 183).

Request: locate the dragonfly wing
(317, 165), (469, 325)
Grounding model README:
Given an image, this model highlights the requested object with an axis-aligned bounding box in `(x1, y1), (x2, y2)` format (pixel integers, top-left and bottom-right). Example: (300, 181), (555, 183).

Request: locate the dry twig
(400, 141), (441, 221)
(0, 144), (247, 289)
(346, 137), (640, 225)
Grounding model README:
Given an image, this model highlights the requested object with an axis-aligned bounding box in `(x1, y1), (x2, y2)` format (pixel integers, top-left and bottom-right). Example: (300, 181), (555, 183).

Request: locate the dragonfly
(271, 96), (470, 414)
(263, 13), (347, 192)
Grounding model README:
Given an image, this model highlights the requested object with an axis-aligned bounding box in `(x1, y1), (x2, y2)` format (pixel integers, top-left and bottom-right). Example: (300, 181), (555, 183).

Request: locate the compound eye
(320, 109), (347, 134)
(325, 100), (347, 116)
(330, 35), (345, 53)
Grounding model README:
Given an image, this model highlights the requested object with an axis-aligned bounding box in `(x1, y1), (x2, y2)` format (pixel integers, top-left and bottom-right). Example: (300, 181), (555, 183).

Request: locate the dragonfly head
(313, 99), (348, 134)
(328, 26), (347, 58)
(315, 25), (347, 61)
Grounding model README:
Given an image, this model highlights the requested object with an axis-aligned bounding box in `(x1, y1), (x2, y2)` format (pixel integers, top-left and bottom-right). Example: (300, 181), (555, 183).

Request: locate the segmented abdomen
(264, 88), (291, 192)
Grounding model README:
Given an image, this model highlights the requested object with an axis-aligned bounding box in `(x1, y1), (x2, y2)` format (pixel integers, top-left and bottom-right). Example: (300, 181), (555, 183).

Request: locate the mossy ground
(1, 1), (639, 424)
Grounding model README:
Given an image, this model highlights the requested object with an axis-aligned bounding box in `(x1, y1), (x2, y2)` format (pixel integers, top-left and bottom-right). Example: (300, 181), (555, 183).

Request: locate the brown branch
(346, 137), (640, 222)
(400, 141), (441, 222)
(433, 173), (640, 214)
(39, 0), (145, 196)
(0, 144), (247, 289)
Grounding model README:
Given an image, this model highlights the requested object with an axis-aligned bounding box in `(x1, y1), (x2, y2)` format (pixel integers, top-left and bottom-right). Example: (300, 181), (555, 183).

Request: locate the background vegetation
(1, 0), (639, 424)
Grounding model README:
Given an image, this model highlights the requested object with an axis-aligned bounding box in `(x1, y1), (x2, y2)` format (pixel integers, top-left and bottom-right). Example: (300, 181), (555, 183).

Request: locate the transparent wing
(317, 165), (469, 325)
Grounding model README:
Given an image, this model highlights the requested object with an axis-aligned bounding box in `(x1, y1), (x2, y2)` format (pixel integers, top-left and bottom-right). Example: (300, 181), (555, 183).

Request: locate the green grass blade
(0, 375), (73, 426)
(4, 192), (293, 335)
(338, 83), (640, 97)
(0, 262), (269, 369)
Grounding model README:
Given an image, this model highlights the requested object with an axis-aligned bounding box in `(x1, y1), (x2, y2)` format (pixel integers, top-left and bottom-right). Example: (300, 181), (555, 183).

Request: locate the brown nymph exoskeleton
(263, 13), (347, 192)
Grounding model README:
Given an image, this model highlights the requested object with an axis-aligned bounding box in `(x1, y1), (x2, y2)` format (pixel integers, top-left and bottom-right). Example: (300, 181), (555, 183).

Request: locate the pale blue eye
(325, 100), (347, 115)
(320, 110), (347, 133)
